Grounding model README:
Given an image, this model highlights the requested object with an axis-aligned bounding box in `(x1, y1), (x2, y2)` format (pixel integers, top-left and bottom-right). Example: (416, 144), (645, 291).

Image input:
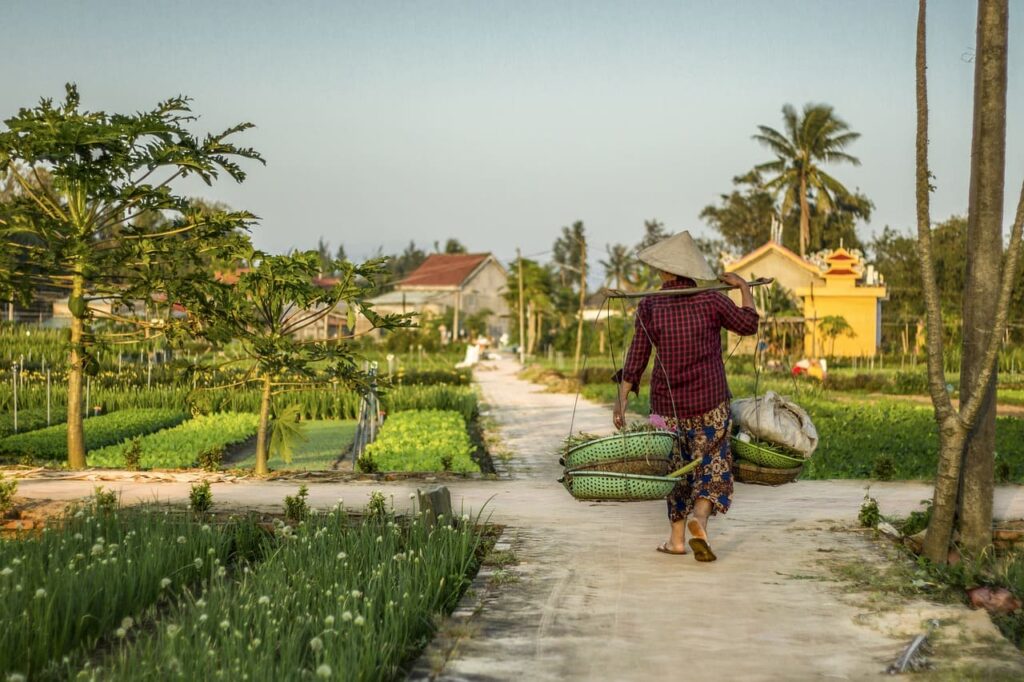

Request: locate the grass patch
(229, 419), (357, 472)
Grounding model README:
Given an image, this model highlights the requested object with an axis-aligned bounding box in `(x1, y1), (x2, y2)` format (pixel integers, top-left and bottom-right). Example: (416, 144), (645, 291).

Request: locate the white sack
(730, 391), (818, 457)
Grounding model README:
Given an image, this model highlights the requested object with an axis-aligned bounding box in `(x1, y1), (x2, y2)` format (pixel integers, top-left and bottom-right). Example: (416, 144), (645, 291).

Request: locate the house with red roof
(366, 253), (509, 340)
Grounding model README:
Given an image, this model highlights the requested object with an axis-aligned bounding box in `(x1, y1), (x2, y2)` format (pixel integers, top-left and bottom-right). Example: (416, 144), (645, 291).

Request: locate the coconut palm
(754, 103), (861, 257)
(600, 243), (639, 290)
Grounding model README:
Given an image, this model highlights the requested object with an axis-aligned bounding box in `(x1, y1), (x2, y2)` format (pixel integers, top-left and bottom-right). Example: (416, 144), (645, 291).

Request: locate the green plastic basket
(562, 431), (676, 469)
(560, 470), (679, 501)
(730, 437), (805, 469)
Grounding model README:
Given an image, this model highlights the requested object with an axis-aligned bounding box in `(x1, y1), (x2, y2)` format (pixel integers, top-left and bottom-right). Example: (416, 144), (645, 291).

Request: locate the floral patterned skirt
(654, 401), (733, 522)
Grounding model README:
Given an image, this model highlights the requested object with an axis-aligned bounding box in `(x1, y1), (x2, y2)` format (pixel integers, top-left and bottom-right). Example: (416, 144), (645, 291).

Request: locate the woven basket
(733, 460), (802, 486)
(563, 431), (676, 469)
(561, 470), (679, 501)
(569, 457), (673, 477)
(730, 437), (805, 469)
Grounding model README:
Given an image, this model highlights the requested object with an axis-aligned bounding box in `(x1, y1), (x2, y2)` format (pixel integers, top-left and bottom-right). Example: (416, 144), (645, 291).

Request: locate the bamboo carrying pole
(602, 277), (775, 299)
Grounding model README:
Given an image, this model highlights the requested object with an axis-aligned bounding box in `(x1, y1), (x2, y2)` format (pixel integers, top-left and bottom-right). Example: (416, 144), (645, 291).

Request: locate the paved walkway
(14, 357), (1024, 680)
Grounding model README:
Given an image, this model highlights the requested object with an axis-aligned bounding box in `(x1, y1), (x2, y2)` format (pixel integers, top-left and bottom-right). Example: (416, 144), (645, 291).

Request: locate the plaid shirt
(619, 279), (759, 418)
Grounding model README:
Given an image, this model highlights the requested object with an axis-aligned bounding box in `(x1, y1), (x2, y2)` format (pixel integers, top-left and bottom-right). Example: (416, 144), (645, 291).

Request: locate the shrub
(872, 455), (896, 481)
(198, 446), (225, 472)
(92, 486), (118, 513)
(0, 474), (17, 517)
(858, 491), (880, 528)
(189, 481), (213, 515)
(122, 438), (142, 471)
(284, 485), (310, 524)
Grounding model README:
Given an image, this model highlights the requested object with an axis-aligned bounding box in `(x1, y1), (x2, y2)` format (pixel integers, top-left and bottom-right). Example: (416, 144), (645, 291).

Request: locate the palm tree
(754, 103), (861, 257)
(600, 243), (638, 290)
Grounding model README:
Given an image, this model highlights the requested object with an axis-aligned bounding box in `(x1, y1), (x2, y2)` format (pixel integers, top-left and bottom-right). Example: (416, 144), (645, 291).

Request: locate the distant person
(613, 232), (759, 562)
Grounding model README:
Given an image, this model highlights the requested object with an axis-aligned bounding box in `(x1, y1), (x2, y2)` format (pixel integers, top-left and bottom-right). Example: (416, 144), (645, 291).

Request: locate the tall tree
(600, 243), (638, 290)
(699, 170), (777, 253)
(0, 85), (261, 468)
(503, 258), (553, 355)
(634, 219), (669, 288)
(443, 238), (467, 254)
(315, 237), (333, 274)
(754, 103), (862, 257)
(187, 249), (408, 475)
(915, 0), (1024, 562)
(552, 222), (586, 288)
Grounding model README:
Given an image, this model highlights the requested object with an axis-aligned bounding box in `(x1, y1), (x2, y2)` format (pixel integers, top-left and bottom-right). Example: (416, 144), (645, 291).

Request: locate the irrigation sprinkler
(46, 369), (51, 426)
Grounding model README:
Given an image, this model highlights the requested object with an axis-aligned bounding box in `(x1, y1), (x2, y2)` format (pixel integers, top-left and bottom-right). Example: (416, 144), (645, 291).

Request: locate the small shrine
(794, 246), (887, 357)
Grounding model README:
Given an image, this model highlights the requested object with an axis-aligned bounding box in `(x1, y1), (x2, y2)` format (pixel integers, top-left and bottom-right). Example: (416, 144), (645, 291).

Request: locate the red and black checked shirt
(619, 279), (760, 419)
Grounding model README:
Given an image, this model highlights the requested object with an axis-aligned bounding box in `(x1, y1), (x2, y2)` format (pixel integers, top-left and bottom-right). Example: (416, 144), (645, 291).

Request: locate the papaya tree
(0, 85), (262, 468)
(184, 248), (409, 475)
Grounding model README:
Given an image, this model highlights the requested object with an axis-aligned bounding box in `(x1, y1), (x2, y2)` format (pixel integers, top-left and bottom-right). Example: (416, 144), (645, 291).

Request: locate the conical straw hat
(637, 231), (716, 281)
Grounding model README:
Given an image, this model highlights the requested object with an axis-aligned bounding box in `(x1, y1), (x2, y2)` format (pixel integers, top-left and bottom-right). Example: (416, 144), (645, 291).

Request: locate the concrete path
(12, 357), (1024, 680)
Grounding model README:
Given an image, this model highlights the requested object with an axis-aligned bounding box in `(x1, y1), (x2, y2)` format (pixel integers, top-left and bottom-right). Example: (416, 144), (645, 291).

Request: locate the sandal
(656, 542), (687, 556)
(686, 520), (717, 562)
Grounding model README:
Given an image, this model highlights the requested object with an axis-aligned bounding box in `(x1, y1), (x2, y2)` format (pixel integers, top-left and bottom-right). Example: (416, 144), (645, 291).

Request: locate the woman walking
(613, 232), (759, 562)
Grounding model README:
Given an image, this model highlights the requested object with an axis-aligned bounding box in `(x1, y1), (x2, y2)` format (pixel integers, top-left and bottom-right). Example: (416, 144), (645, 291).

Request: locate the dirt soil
(8, 356), (1024, 680)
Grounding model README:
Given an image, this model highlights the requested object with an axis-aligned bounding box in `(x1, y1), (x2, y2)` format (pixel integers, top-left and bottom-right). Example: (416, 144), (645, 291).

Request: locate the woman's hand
(718, 272), (748, 289)
(613, 401), (626, 430)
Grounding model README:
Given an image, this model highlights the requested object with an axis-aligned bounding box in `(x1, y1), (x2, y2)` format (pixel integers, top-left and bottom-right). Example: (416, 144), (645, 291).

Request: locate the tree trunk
(799, 173), (811, 257)
(66, 275), (87, 469)
(526, 301), (536, 355)
(254, 376), (272, 475)
(958, 0), (1008, 555)
(923, 416), (969, 561)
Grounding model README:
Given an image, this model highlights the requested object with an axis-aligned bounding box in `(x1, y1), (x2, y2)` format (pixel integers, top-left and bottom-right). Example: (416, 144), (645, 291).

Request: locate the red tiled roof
(827, 252), (855, 261)
(826, 268), (857, 276)
(397, 253), (490, 288)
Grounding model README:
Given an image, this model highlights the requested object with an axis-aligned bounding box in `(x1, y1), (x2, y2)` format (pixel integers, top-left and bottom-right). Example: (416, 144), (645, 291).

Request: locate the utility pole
(573, 232), (587, 374)
(517, 248), (526, 364)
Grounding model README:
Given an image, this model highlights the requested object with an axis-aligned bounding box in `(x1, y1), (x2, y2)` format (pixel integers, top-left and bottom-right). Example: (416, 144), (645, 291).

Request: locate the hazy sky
(4, 1), (1023, 268)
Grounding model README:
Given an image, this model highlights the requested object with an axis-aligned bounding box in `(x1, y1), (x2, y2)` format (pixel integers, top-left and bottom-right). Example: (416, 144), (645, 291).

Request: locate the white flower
(354, 615), (365, 627)
(341, 611), (353, 622)
(115, 627), (127, 639)
(8, 673), (27, 682)
(351, 590), (362, 599)
(177, 535), (186, 544)
(324, 615), (335, 627)
(196, 599), (207, 608)
(166, 624), (181, 638)
(201, 525), (211, 532)
(217, 567), (226, 577)
(73, 533), (83, 540)
(160, 578), (172, 589)
(194, 558), (203, 569)
(316, 664), (332, 679)
(0, 567), (12, 577)
(121, 616), (134, 630)
(461, 514), (470, 522)
(219, 620), (230, 630)
(90, 544), (104, 556)
(199, 614), (208, 623)
(336, 552), (347, 560)
(309, 637), (323, 653)
(34, 588), (46, 599)
(258, 596), (270, 606)
(375, 536), (383, 543)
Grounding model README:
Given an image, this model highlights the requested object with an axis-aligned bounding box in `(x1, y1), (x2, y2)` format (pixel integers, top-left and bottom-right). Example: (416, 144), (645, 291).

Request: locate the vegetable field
(0, 498), (485, 681)
(87, 413), (259, 469)
(359, 410), (478, 473)
(0, 410), (187, 461)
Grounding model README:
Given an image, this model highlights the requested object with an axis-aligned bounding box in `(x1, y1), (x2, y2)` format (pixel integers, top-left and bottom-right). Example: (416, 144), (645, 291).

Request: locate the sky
(3, 0), (1023, 270)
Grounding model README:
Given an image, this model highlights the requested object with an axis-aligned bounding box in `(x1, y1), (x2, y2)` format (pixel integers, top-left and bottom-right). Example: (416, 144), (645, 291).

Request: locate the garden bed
(358, 410), (480, 474)
(0, 495), (489, 681)
(0, 409), (188, 462)
(86, 413), (259, 469)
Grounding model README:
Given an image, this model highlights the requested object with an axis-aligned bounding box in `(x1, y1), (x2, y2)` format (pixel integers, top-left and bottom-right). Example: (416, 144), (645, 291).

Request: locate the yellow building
(795, 247), (887, 358)
(724, 241), (887, 357)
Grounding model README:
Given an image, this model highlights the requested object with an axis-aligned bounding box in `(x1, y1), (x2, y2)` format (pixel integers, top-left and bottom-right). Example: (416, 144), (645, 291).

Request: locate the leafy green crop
(0, 407), (67, 439)
(0, 409), (187, 461)
(359, 410), (478, 473)
(87, 413), (258, 469)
